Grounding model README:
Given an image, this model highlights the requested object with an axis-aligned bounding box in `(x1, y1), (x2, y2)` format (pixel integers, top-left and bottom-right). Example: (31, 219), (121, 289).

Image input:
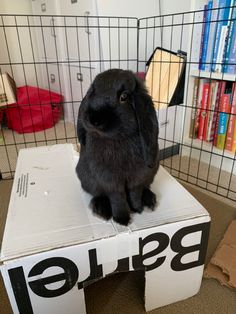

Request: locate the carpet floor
(0, 179), (236, 314)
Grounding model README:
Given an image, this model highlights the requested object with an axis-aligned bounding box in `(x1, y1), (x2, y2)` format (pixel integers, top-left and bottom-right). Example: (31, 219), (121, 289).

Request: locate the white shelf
(190, 69), (236, 82)
(184, 138), (235, 158)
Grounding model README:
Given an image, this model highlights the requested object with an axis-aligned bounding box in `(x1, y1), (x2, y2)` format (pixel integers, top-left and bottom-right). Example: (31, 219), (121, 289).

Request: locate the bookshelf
(181, 0), (236, 173)
(190, 69), (236, 82)
(185, 137), (235, 158)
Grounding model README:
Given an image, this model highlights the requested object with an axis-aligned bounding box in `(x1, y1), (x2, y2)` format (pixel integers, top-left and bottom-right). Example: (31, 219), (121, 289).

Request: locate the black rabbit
(76, 69), (159, 225)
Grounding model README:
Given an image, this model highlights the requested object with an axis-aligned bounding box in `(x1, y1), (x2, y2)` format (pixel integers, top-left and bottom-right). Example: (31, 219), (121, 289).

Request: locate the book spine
(205, 0), (219, 72)
(217, 93), (231, 149)
(198, 82), (210, 140)
(232, 119), (236, 152)
(213, 81), (226, 146)
(225, 83), (236, 150)
(193, 79), (205, 138)
(199, 5), (208, 70)
(201, 1), (213, 71)
(203, 81), (214, 140)
(225, 11), (236, 73)
(206, 81), (218, 141)
(189, 78), (200, 138)
(223, 2), (236, 72)
(212, 0), (228, 71)
(215, 25), (228, 72)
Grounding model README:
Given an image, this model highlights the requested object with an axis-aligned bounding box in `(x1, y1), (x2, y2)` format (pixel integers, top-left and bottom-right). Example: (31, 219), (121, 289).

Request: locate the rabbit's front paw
(109, 192), (131, 226)
(113, 210), (130, 226)
(127, 187), (144, 214)
(142, 188), (156, 210)
(90, 195), (112, 220)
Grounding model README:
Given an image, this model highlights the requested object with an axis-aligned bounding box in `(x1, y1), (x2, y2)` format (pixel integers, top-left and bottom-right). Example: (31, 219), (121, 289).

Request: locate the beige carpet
(0, 178), (236, 314)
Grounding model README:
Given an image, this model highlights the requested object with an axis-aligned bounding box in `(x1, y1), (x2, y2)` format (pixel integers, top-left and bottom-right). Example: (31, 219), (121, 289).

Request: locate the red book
(198, 82), (210, 140)
(193, 79), (206, 138)
(209, 81), (221, 142)
(203, 81), (216, 141)
(213, 82), (226, 147)
(225, 83), (236, 151)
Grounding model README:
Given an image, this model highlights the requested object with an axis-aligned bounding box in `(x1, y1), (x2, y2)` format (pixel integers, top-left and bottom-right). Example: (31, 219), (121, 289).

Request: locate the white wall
(0, 0), (32, 14)
(0, 1), (41, 87)
(160, 0), (193, 16)
(0, 0), (194, 17)
(96, 0), (159, 18)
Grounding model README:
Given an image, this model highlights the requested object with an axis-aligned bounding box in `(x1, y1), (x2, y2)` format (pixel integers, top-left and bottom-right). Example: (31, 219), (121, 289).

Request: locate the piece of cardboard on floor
(0, 144), (210, 313)
(204, 219), (236, 288)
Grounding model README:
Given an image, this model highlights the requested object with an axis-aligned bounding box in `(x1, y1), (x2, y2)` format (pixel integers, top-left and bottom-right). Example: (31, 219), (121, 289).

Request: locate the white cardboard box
(0, 144), (210, 314)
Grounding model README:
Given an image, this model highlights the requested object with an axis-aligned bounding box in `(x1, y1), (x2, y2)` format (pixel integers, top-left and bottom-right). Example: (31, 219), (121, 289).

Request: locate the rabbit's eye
(119, 92), (128, 103)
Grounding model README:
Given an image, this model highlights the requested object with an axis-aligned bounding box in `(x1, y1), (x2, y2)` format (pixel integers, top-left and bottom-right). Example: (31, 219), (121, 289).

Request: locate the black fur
(76, 69), (159, 225)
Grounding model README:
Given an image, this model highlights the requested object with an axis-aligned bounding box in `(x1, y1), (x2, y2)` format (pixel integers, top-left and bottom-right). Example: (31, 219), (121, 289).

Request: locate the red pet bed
(6, 86), (63, 134)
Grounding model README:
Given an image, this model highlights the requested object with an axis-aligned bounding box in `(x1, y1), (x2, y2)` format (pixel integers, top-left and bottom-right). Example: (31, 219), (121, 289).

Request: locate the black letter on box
(77, 249), (103, 289)
(171, 222), (210, 271)
(28, 257), (78, 297)
(8, 266), (34, 314)
(132, 233), (169, 271)
(112, 257), (130, 273)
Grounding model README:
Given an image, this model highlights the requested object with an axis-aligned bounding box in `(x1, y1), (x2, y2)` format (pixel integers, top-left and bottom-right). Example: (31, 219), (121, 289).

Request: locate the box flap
(0, 144), (209, 261)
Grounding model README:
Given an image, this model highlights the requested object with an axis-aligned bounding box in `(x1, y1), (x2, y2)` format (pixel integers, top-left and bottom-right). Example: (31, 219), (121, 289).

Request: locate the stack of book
(199, 0), (236, 74)
(189, 78), (236, 152)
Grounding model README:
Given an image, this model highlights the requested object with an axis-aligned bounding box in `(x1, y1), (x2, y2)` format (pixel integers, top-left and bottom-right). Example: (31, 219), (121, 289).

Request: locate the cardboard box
(0, 72), (17, 107)
(0, 144), (210, 314)
(204, 220), (236, 288)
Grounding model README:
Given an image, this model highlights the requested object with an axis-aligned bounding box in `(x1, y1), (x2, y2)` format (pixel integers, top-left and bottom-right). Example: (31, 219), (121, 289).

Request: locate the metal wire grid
(138, 7), (236, 201)
(0, 10), (235, 201)
(0, 15), (138, 179)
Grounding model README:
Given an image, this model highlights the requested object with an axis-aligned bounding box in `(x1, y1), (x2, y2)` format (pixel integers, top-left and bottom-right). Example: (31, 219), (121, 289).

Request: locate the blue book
(224, 3), (236, 73)
(201, 1), (213, 71)
(199, 5), (208, 70)
(212, 0), (232, 72)
(205, 0), (220, 72)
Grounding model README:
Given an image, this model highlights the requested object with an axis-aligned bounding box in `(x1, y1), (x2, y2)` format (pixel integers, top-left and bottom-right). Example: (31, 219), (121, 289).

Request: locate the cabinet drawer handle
(50, 18), (56, 37)
(84, 11), (91, 35)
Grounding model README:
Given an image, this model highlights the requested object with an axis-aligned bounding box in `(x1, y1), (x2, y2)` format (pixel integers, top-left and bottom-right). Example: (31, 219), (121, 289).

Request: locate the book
(224, 5), (236, 73)
(204, 80), (218, 141)
(213, 81), (226, 146)
(232, 118), (236, 151)
(217, 0), (235, 72)
(216, 83), (232, 149)
(198, 81), (210, 140)
(201, 1), (213, 71)
(207, 81), (219, 141)
(212, 0), (232, 72)
(0, 72), (17, 107)
(222, 1), (236, 72)
(193, 79), (208, 138)
(205, 0), (220, 72)
(145, 48), (185, 109)
(225, 83), (236, 150)
(199, 5), (208, 70)
(216, 25), (228, 72)
(203, 80), (213, 140)
(189, 78), (200, 138)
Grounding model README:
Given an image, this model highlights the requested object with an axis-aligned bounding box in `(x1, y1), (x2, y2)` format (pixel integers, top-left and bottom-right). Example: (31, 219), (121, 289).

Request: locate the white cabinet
(30, 0), (160, 122)
(31, 0), (100, 122)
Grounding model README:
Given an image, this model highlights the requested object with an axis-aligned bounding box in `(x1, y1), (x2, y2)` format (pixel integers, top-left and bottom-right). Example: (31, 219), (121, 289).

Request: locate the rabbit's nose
(88, 110), (105, 128)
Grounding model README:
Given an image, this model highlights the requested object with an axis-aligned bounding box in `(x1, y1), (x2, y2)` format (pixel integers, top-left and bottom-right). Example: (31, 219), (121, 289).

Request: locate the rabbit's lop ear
(77, 83), (95, 145)
(133, 76), (159, 168)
